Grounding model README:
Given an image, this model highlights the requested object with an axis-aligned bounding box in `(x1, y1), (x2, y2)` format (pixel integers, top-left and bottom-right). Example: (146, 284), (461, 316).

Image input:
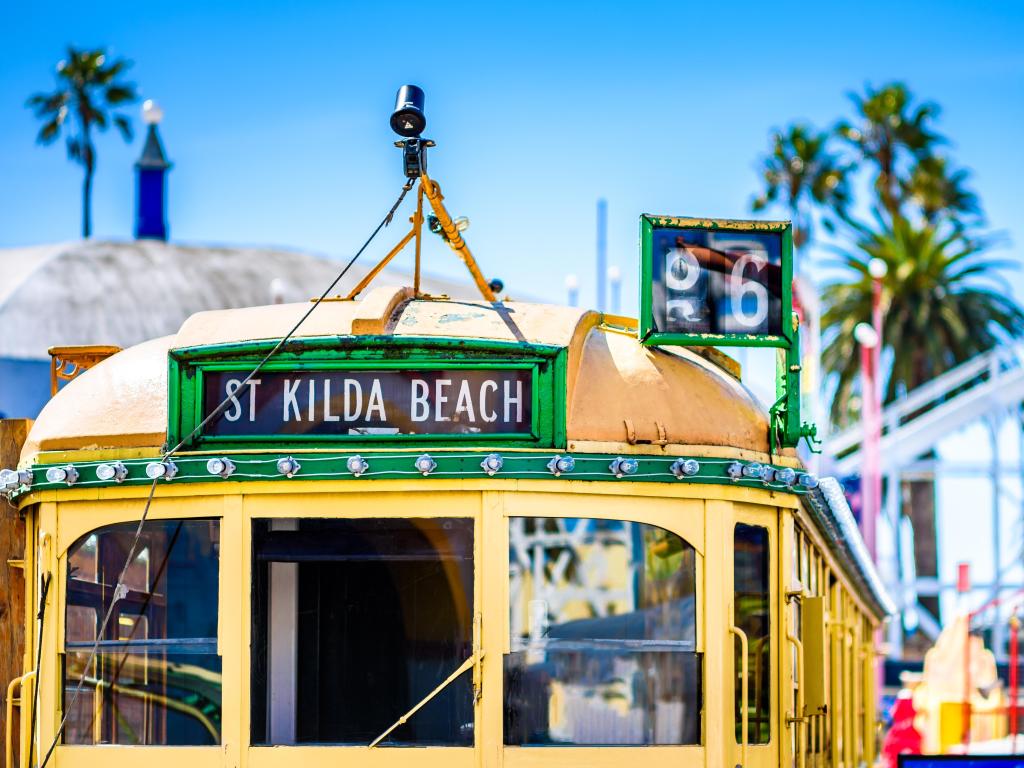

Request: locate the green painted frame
(12, 450), (811, 497)
(168, 336), (568, 451)
(638, 214), (795, 349)
(638, 215), (805, 448)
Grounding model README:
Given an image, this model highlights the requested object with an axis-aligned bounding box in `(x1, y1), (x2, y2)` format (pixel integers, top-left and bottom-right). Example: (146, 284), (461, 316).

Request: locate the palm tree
(751, 123), (852, 251)
(836, 83), (944, 220)
(822, 215), (1024, 427)
(902, 155), (982, 225)
(27, 47), (138, 238)
(822, 214), (1023, 629)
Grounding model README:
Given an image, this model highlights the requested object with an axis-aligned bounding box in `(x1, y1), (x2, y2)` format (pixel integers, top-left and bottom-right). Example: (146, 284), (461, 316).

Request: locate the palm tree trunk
(82, 159), (93, 238)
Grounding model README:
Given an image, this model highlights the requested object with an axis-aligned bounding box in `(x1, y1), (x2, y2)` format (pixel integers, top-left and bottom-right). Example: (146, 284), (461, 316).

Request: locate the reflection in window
(251, 518), (474, 746)
(505, 517), (701, 746)
(734, 523), (770, 744)
(64, 520), (221, 745)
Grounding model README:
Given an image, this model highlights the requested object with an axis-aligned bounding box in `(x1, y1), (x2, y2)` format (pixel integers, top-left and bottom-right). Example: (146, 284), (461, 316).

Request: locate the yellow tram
(2, 88), (893, 768)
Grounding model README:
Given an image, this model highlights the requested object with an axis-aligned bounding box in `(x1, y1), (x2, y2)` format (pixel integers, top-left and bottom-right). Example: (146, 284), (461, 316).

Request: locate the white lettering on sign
(344, 379), (363, 421)
(283, 379), (301, 421)
(730, 252), (769, 328)
(411, 379), (430, 422)
(435, 379), (451, 421)
(454, 379), (475, 422)
(323, 379), (340, 422)
(223, 378), (262, 422)
(204, 369), (533, 437)
(224, 378), (243, 422)
(367, 380), (386, 422)
(480, 380), (497, 422)
(505, 379), (523, 424)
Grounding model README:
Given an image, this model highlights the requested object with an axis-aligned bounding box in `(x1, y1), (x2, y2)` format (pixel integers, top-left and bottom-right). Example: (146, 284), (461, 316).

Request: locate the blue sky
(2, 0), (1023, 313)
(3, 0), (1024, 630)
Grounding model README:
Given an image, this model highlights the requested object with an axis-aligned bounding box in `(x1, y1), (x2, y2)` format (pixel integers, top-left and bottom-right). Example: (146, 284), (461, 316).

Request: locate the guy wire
(37, 177), (416, 767)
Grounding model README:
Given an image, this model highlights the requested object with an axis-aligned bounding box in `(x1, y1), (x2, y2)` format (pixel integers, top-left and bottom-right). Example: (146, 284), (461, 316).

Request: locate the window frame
(58, 507), (224, 750)
(493, 490), (706, 765)
(730, 502), (781, 768)
(241, 489), (483, 766)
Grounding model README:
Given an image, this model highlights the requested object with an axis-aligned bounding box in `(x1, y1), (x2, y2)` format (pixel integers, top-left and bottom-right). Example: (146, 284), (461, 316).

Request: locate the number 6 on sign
(729, 251), (769, 330)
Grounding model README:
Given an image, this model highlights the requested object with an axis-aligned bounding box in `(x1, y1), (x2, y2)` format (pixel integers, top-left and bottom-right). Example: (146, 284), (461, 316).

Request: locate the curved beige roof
(22, 286), (786, 462)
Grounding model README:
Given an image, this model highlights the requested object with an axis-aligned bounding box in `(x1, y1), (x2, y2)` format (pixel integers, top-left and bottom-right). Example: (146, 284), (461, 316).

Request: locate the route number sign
(639, 216), (793, 348)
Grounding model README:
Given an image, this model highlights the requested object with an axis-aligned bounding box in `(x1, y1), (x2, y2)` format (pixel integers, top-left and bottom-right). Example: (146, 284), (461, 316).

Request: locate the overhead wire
(37, 177), (415, 767)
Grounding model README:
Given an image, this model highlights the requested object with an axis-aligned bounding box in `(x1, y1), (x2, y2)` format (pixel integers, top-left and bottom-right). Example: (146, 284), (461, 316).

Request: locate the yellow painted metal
(5, 671), (30, 768)
(247, 749), (475, 768)
(21, 468), (885, 768)
(785, 630), (806, 768)
(497, 490), (708, 767)
(729, 619), (749, 768)
(801, 596), (828, 717)
(731, 502), (779, 768)
(344, 228), (418, 301)
(56, 746), (224, 768)
(418, 174), (496, 302)
(503, 747), (705, 768)
(413, 183), (424, 296)
(369, 653), (479, 748)
(704, 499), (728, 768)
(862, 640), (877, 765)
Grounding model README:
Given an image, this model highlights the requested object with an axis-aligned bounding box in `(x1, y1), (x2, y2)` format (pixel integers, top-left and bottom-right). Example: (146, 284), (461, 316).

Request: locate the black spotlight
(390, 85), (426, 138)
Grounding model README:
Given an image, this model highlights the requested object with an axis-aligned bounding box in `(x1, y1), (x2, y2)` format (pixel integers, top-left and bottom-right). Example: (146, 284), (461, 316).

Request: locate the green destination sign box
(639, 215), (794, 349)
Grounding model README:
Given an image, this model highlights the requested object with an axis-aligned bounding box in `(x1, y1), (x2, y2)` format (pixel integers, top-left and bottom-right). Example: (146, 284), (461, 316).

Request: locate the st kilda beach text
(202, 369), (533, 436)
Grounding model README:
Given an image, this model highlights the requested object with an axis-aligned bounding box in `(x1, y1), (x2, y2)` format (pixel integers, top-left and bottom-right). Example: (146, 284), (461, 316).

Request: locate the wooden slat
(0, 419), (30, 768)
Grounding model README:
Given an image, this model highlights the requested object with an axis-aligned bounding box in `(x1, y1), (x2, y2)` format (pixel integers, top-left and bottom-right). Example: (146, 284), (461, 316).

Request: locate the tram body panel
(5, 295), (891, 768)
(17, 480), (884, 768)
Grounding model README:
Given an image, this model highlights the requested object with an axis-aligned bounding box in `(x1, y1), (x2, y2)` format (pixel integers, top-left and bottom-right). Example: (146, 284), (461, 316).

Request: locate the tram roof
(22, 285), (785, 461)
(17, 286), (896, 620)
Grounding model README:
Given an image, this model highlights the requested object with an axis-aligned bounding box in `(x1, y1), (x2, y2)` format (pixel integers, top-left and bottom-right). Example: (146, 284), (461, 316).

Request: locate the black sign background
(651, 227), (784, 336)
(202, 369), (533, 437)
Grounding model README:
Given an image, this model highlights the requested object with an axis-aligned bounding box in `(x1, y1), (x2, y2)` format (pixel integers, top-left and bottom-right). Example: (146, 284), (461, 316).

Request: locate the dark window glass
(64, 520), (221, 745)
(734, 523), (770, 744)
(505, 517), (701, 746)
(251, 518), (474, 746)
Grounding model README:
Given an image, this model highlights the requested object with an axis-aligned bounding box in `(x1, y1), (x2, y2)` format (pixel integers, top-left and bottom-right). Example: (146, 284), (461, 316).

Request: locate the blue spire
(134, 100), (172, 240)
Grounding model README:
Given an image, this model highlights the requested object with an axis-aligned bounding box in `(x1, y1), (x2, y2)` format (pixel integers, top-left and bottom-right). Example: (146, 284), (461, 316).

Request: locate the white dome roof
(0, 239), (470, 359)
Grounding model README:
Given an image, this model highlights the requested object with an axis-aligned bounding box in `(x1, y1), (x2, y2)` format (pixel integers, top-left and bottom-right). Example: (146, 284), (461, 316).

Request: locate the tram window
(251, 518), (474, 746)
(734, 523), (770, 744)
(63, 520), (221, 746)
(505, 517), (701, 746)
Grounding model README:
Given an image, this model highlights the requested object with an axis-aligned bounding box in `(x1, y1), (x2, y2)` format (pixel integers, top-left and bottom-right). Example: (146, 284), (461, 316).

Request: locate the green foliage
(822, 215), (1024, 427)
(835, 83), (945, 219)
(751, 81), (1021, 428)
(751, 124), (853, 249)
(26, 47), (138, 237)
(901, 155), (982, 225)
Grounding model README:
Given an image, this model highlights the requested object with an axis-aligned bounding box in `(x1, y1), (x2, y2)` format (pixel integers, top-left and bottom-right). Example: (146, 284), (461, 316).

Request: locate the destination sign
(650, 226), (783, 336)
(201, 369), (533, 437)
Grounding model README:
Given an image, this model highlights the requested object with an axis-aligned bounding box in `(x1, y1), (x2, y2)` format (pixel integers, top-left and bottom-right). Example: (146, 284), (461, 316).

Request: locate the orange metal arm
(419, 173), (497, 302)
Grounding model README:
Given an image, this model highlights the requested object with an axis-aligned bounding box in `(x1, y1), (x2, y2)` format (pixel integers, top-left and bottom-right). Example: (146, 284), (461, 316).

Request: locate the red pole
(871, 273), (884, 556)
(1011, 615), (1020, 752)
(859, 337), (878, 559)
